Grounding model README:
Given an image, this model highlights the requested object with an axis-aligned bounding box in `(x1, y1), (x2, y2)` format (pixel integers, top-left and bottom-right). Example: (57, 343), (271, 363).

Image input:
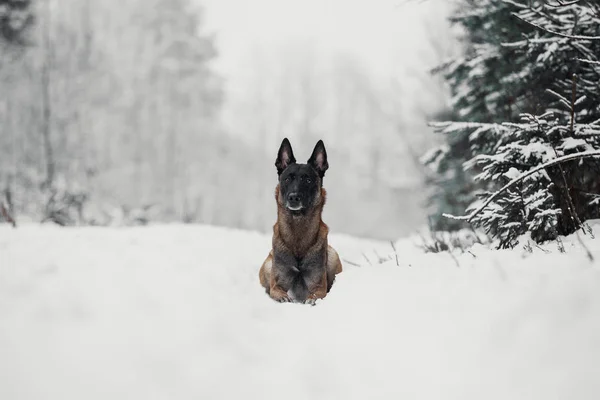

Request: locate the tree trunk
(41, 0), (55, 188)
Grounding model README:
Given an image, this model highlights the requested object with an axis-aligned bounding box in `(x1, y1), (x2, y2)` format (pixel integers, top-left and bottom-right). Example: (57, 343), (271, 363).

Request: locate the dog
(259, 138), (342, 304)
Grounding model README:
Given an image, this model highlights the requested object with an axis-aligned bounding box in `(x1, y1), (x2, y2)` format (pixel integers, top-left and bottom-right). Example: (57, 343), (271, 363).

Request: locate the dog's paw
(277, 296), (292, 303)
(304, 298), (318, 306)
(271, 292), (292, 303)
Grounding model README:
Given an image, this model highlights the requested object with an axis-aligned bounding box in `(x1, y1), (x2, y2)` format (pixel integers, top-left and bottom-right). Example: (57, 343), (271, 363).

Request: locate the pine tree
(425, 0), (600, 248)
(423, 0), (535, 231)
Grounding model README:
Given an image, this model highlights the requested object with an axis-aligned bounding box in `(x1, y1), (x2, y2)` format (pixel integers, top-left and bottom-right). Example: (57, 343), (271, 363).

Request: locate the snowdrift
(1, 223), (599, 400)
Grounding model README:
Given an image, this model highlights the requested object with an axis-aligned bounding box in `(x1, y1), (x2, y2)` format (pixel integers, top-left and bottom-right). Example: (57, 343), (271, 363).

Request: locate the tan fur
(259, 185), (343, 302)
(326, 246), (342, 287)
(274, 185), (326, 258)
(259, 252), (273, 289)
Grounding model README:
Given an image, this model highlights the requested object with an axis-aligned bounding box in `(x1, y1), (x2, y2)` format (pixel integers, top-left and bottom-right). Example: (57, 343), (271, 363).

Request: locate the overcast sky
(198, 0), (453, 78)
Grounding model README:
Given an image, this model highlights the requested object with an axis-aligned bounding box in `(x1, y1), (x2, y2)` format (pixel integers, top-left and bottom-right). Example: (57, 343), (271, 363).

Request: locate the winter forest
(2, 0), (599, 247)
(0, 0), (454, 239)
(2, 1), (600, 399)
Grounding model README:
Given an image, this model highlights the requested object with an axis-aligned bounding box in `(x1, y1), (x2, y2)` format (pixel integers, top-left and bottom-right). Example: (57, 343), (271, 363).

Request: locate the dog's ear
(275, 138), (296, 176)
(308, 140), (329, 178)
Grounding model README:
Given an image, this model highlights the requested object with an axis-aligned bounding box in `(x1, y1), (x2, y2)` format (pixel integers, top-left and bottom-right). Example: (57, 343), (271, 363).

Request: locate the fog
(0, 0), (458, 239)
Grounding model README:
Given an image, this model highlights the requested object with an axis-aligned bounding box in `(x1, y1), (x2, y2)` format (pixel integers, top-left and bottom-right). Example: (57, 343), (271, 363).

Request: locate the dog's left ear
(308, 140), (329, 178)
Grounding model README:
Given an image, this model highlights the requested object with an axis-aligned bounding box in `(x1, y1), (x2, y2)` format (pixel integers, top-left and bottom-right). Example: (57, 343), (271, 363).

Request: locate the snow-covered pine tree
(425, 0), (600, 248)
(0, 0), (34, 44)
(423, 0), (535, 231)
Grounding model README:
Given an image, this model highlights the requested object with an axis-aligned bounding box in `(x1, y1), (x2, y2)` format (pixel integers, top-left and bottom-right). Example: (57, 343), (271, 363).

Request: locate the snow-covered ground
(1, 223), (599, 400)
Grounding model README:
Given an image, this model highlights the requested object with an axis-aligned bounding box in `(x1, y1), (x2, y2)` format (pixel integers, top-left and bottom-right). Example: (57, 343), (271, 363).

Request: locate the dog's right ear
(275, 138), (296, 176)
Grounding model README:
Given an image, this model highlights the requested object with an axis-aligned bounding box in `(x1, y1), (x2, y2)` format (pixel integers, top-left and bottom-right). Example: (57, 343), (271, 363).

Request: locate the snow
(536, 41), (559, 64)
(560, 137), (590, 152)
(504, 167), (521, 180)
(518, 141), (555, 162)
(1, 223), (600, 400)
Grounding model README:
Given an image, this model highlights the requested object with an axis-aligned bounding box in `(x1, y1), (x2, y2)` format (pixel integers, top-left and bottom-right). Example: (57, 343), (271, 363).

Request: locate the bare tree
(40, 0), (54, 188)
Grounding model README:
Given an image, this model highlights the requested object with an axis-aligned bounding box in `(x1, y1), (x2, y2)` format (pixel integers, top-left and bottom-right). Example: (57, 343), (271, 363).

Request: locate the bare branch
(448, 250), (460, 268)
(361, 253), (373, 266)
(575, 230), (594, 261)
(342, 258), (363, 268)
(390, 241), (400, 266)
(0, 202), (16, 228)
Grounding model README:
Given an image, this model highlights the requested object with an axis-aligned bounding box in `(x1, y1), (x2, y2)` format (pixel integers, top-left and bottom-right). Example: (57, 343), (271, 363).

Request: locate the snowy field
(1, 223), (600, 400)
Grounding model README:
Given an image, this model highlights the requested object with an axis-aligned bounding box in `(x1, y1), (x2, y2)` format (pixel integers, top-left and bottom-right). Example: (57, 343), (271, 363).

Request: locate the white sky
(194, 0), (456, 159)
(198, 0), (450, 78)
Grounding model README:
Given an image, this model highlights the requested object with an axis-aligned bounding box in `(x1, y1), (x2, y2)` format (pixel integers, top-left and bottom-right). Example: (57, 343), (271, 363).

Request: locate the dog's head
(275, 138), (328, 214)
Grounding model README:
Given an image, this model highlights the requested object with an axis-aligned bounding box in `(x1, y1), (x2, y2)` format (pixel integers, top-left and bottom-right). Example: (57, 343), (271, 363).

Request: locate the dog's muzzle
(286, 193), (303, 211)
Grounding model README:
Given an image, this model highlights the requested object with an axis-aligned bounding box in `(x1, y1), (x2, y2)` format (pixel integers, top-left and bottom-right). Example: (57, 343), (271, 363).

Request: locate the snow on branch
(577, 58), (600, 66)
(429, 121), (511, 134)
(546, 89), (571, 110)
(546, 0), (582, 7)
(502, 0), (528, 9)
(511, 13), (600, 41)
(501, 38), (562, 48)
(443, 150), (600, 222)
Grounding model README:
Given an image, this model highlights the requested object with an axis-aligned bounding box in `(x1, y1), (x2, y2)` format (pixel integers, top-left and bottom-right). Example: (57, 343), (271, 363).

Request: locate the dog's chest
(286, 262), (318, 302)
(284, 256), (323, 278)
(274, 251), (326, 301)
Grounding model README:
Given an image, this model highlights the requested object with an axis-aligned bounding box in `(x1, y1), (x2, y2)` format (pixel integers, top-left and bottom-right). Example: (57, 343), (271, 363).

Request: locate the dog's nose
(287, 193), (301, 203)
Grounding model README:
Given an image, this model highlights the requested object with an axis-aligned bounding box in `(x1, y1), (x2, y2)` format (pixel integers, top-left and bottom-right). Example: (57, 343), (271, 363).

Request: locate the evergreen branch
(574, 95), (587, 106)
(577, 58), (600, 65)
(577, 131), (600, 137)
(511, 13), (600, 40)
(546, 89), (572, 110)
(443, 150), (600, 222)
(575, 120), (600, 136)
(502, 0), (529, 9)
(528, 3), (566, 26)
(546, 0), (581, 7)
(429, 121), (512, 134)
(546, 0), (579, 8)
(552, 74), (581, 235)
(501, 38), (562, 48)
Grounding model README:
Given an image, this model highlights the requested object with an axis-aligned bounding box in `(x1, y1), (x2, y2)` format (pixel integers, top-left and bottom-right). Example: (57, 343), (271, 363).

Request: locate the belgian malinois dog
(259, 138), (343, 304)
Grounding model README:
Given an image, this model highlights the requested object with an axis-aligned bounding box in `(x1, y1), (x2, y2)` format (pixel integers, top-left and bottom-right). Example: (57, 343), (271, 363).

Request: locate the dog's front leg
(269, 283), (291, 303)
(269, 251), (298, 303)
(301, 250), (329, 305)
(304, 270), (328, 305)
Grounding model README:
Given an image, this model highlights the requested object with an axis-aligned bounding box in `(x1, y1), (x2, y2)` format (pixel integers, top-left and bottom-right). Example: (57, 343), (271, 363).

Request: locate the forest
(424, 0), (600, 248)
(0, 0), (455, 240)
(1, 0), (600, 247)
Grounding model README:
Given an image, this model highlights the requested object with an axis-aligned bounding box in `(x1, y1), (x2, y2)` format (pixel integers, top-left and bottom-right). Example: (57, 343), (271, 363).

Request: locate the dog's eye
(305, 178), (312, 184)
(285, 177), (290, 183)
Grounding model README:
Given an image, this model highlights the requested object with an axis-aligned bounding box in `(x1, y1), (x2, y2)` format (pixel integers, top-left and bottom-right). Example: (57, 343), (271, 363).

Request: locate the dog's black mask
(275, 138), (328, 214)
